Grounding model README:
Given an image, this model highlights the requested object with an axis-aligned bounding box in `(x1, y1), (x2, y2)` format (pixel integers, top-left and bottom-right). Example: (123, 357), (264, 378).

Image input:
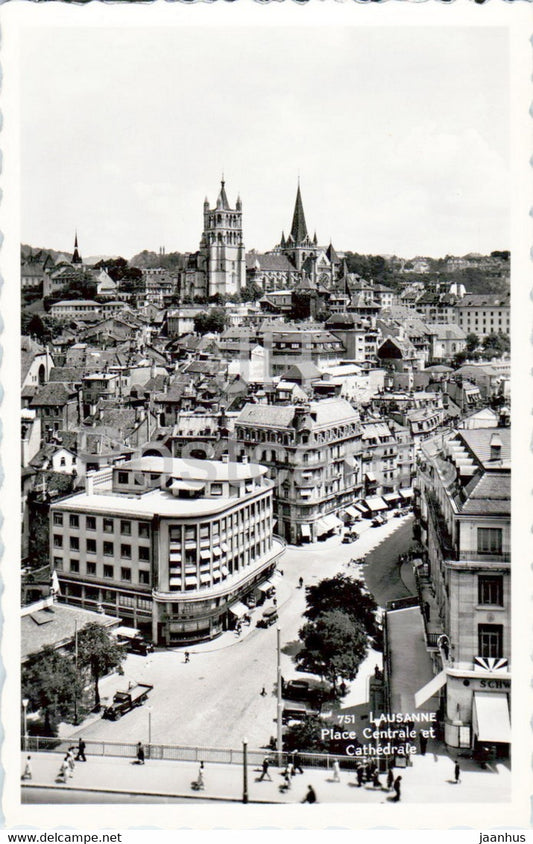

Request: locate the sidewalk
(21, 747), (510, 805)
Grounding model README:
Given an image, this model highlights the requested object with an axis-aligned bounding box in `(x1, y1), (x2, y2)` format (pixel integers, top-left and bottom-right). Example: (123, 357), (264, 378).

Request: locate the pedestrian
(21, 755), (32, 780)
(66, 748), (76, 776)
(301, 784), (317, 803)
(372, 769), (382, 789)
(419, 733), (427, 756)
(258, 757), (272, 782)
(192, 761), (205, 790)
(76, 737), (87, 762)
(136, 741), (145, 765)
(184, 651), (190, 663)
(260, 687), (267, 697)
(281, 765), (292, 790)
(298, 576), (304, 589)
(56, 758), (69, 784)
(331, 759), (341, 782)
(292, 750), (304, 774)
(386, 766), (394, 790)
(356, 765), (364, 788)
(454, 761), (461, 783)
(392, 775), (402, 802)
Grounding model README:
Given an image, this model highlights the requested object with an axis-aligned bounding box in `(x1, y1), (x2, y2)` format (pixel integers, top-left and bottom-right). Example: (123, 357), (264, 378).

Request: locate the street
(63, 516), (416, 751)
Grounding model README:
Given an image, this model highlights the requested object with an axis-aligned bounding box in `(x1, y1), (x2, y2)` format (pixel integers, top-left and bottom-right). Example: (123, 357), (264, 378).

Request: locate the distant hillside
(129, 250), (189, 270)
(21, 244), (119, 266)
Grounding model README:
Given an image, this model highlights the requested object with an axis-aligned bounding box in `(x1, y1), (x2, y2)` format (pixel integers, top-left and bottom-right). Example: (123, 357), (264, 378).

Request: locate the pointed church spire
(216, 176), (230, 210)
(72, 231), (82, 265)
(290, 183), (308, 245)
(280, 231), (286, 248)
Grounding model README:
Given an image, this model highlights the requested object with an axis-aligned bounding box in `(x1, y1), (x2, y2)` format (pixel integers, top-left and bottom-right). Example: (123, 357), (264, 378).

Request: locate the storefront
(316, 513), (343, 538)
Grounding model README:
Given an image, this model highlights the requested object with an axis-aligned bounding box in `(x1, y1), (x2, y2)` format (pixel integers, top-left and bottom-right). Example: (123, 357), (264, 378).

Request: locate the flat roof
(51, 485), (271, 518)
(119, 456), (268, 482)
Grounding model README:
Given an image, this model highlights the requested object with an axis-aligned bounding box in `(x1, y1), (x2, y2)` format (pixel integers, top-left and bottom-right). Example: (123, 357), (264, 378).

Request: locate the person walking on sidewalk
(21, 756), (32, 780)
(292, 750), (304, 774)
(386, 766), (394, 790)
(258, 757), (272, 781)
(76, 737), (87, 762)
(184, 651), (190, 663)
(302, 785), (317, 803)
(392, 775), (402, 802)
(191, 761), (205, 791)
(136, 742), (145, 765)
(356, 764), (364, 788)
(66, 749), (76, 776)
(454, 761), (461, 783)
(331, 759), (341, 782)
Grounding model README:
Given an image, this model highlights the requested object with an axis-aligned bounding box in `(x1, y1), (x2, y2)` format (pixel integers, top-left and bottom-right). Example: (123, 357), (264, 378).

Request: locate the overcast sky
(21, 25), (509, 260)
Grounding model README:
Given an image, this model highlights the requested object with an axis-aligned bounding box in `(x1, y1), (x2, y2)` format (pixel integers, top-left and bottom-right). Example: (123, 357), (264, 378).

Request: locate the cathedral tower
(199, 179), (245, 297)
(280, 183), (318, 272)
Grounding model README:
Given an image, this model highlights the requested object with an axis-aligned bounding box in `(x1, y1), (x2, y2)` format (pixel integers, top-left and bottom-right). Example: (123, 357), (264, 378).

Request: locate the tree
(297, 610), (369, 692)
(22, 646), (83, 735)
(481, 332), (510, 359)
(239, 281), (262, 303)
(303, 574), (379, 643)
(193, 307), (228, 335)
(283, 715), (328, 753)
(465, 333), (480, 354)
(76, 623), (125, 710)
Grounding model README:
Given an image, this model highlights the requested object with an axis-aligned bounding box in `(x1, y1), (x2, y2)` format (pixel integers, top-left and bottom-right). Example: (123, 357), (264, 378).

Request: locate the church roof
(216, 180), (230, 210)
(289, 184), (309, 244)
(326, 243), (340, 263)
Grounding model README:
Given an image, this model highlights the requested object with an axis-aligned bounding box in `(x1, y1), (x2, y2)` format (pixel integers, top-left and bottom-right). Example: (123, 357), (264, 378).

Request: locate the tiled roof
(30, 383), (76, 407)
(430, 323), (466, 340)
(49, 367), (84, 383)
(282, 362), (323, 381)
(458, 471), (510, 516)
(246, 253), (295, 272)
(457, 427), (510, 466)
(21, 602), (118, 662)
(455, 293), (510, 309)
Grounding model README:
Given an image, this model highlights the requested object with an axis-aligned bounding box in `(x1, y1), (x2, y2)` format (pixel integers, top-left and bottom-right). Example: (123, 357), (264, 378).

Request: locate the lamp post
(276, 626), (283, 766)
(242, 737), (248, 804)
(147, 706), (152, 747)
(22, 698), (29, 752)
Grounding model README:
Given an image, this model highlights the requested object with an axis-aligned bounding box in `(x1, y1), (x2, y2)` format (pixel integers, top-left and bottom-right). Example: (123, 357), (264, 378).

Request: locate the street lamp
(276, 627), (283, 766)
(242, 737), (248, 804)
(147, 706), (152, 747)
(22, 698), (29, 752)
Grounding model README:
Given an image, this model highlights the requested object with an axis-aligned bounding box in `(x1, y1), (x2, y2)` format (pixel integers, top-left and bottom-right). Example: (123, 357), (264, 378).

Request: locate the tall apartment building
(235, 398), (361, 544)
(50, 456), (284, 645)
(413, 427), (511, 757)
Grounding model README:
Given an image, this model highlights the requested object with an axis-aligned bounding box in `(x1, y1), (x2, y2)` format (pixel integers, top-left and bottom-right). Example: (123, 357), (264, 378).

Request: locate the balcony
(413, 561), (445, 650)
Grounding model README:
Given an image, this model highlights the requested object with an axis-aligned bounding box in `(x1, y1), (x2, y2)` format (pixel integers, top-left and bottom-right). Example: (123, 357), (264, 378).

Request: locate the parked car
(257, 607), (278, 628)
(282, 703), (318, 724)
(283, 679), (312, 701)
(102, 683), (153, 720)
(372, 514), (387, 527)
(342, 531), (359, 544)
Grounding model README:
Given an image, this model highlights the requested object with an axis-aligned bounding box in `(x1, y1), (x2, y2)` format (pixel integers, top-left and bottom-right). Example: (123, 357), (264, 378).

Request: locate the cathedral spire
(72, 231), (82, 265)
(290, 183), (309, 245)
(216, 176), (230, 210)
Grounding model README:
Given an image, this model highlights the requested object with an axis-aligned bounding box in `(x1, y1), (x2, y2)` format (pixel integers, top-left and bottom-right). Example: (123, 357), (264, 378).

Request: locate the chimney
(241, 454), (248, 464)
(490, 433), (502, 461)
(86, 473), (94, 495)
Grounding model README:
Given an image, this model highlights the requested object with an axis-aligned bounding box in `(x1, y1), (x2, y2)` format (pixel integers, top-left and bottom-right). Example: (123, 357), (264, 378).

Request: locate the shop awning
(365, 496), (388, 512)
(399, 488), (414, 499)
(414, 670), (447, 709)
(229, 601), (249, 619)
(272, 569), (283, 581)
(365, 471), (377, 483)
(114, 626), (141, 639)
(383, 492), (400, 503)
(345, 506), (359, 519)
(300, 524), (311, 539)
(472, 692), (511, 744)
(355, 502), (367, 513)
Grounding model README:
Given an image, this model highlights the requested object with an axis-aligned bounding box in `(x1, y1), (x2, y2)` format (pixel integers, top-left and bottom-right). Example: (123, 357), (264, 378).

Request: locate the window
(103, 565), (114, 578)
(70, 536), (80, 551)
(53, 513), (63, 526)
(86, 538), (97, 554)
(477, 528), (503, 556)
(118, 472), (129, 484)
(478, 575), (503, 606)
(70, 559), (79, 573)
(120, 520), (132, 536)
(86, 561), (96, 576)
(86, 516), (96, 531)
(103, 518), (114, 534)
(211, 483), (223, 496)
(138, 523), (150, 538)
(53, 556), (63, 569)
(139, 570), (150, 585)
(139, 546), (150, 562)
(53, 534), (63, 548)
(120, 567), (131, 582)
(103, 541), (114, 556)
(121, 544), (132, 559)
(478, 624), (503, 659)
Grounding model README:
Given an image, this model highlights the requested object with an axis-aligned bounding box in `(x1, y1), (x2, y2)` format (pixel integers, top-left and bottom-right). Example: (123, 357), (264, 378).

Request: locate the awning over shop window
(316, 513), (342, 536)
(300, 524), (311, 539)
(229, 601), (249, 619)
(472, 692), (511, 744)
(399, 488), (414, 499)
(355, 502), (367, 513)
(364, 496), (388, 512)
(345, 506), (359, 519)
(414, 670), (447, 709)
(365, 471), (377, 482)
(383, 492), (400, 503)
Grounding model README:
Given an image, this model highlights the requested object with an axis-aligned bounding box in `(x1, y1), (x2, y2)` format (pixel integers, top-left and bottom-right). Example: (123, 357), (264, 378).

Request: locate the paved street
(21, 745), (510, 804)
(60, 517), (415, 751)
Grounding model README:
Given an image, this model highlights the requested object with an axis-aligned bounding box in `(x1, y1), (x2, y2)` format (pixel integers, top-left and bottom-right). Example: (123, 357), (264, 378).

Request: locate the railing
(24, 736), (360, 771)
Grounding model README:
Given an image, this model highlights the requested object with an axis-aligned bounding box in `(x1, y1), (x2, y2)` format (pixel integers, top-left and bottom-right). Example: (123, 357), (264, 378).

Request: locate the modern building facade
(50, 456), (284, 645)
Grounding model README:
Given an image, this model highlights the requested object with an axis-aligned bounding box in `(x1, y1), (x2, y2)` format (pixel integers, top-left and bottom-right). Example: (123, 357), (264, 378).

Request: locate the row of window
(54, 556), (150, 584)
(53, 535), (151, 560)
(53, 512), (151, 538)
